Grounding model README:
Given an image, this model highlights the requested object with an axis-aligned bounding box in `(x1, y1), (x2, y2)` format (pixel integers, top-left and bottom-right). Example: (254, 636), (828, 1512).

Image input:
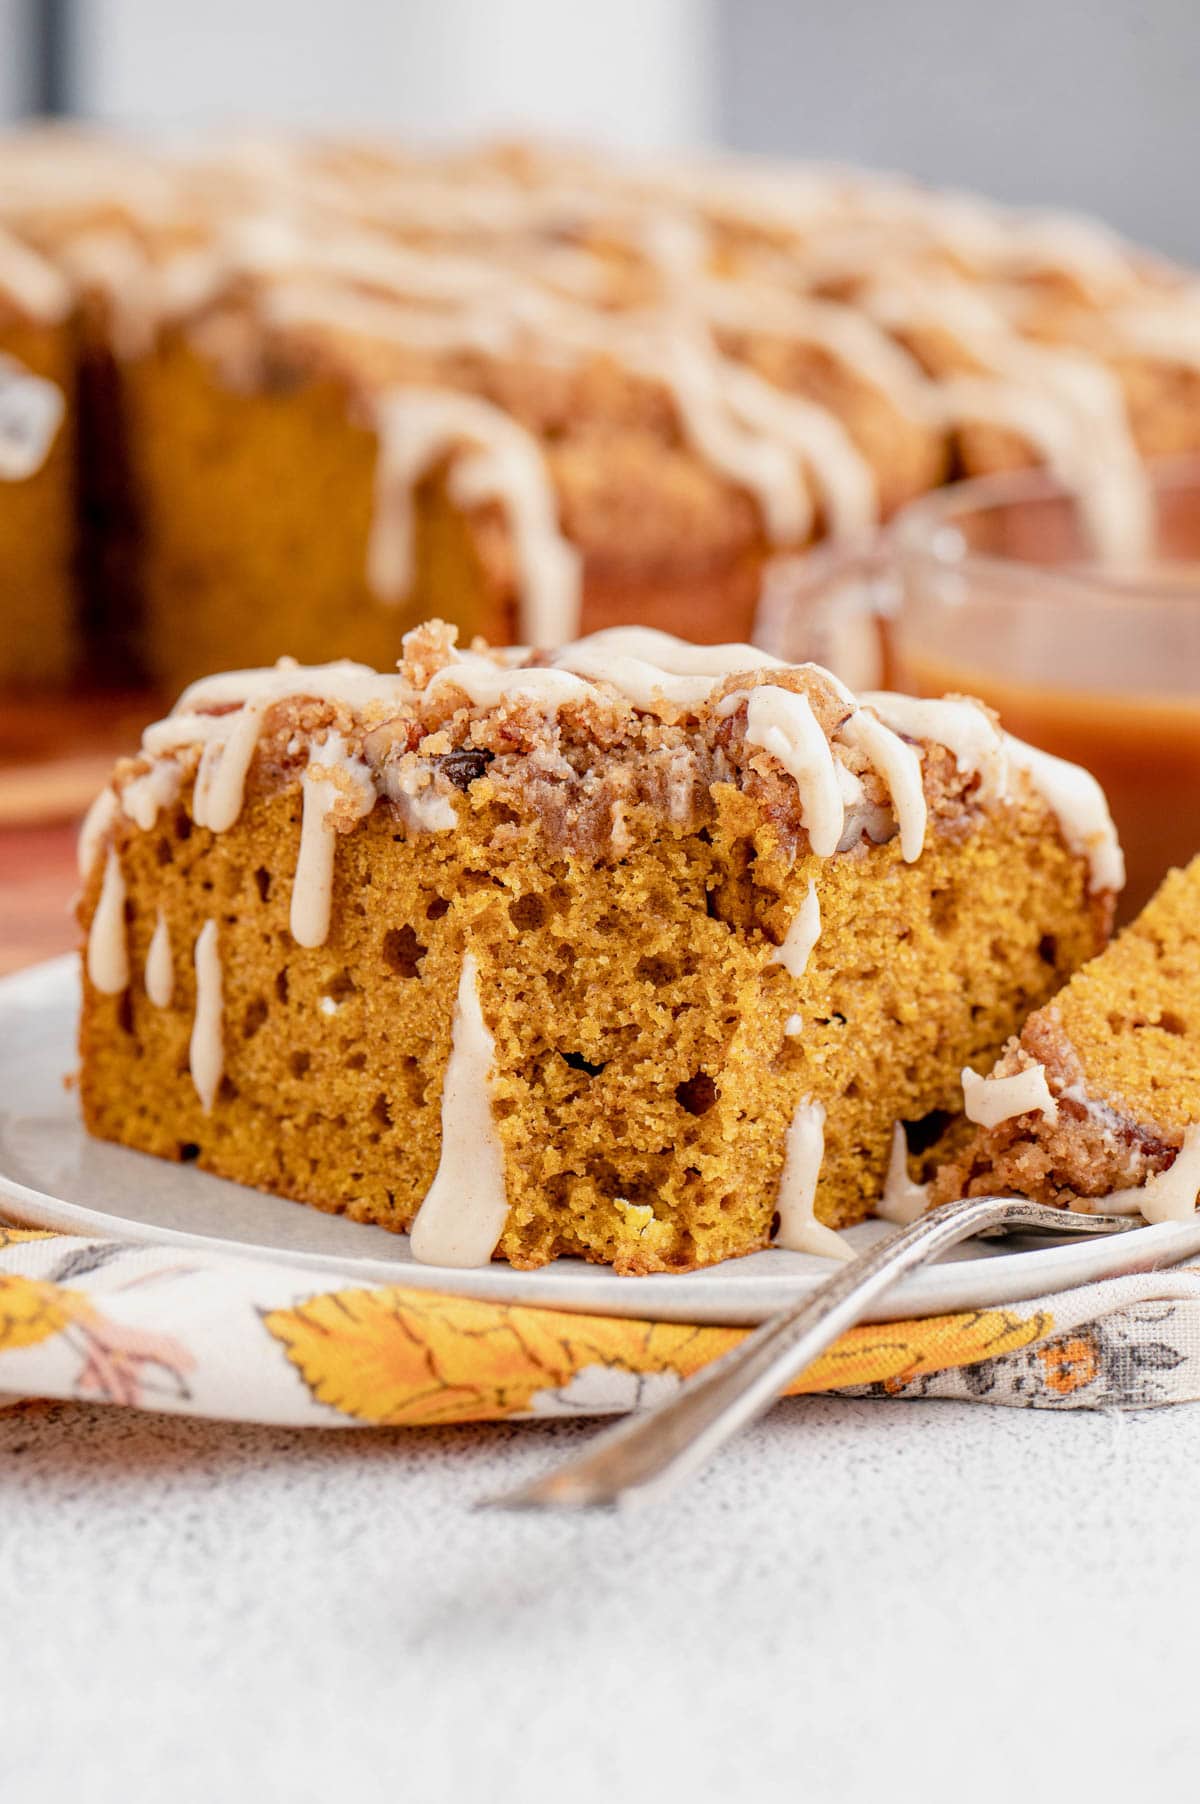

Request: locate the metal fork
(480, 1195), (1149, 1512)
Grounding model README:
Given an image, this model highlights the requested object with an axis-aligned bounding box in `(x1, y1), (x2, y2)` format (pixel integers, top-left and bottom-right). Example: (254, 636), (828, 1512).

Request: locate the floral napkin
(3, 1218), (1199, 1425)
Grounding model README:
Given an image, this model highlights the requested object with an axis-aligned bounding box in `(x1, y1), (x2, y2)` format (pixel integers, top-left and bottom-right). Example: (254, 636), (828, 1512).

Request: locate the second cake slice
(935, 854), (1200, 1219)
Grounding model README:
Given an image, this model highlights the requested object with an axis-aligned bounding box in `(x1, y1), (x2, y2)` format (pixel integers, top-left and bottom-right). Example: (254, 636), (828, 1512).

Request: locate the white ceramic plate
(3, 955), (1198, 1326)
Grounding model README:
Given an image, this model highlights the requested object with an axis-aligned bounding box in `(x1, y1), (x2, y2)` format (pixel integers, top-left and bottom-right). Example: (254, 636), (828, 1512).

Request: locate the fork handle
(486, 1195), (1134, 1511)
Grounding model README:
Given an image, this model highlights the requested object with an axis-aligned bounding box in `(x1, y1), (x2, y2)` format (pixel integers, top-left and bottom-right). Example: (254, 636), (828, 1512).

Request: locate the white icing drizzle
(553, 645), (715, 712)
(570, 296), (874, 542)
(1106, 297), (1200, 373)
(935, 372), (1149, 565)
(652, 158), (1142, 295)
(240, 216), (510, 308)
(192, 699), (268, 832)
(744, 686), (844, 857)
(0, 224), (72, 320)
(369, 388), (581, 645)
(863, 692), (1007, 805)
(770, 880), (821, 978)
(141, 713), (233, 758)
(1094, 1125), (1200, 1224)
(175, 655), (407, 715)
(775, 1097), (852, 1259)
(485, 286), (838, 544)
(962, 1062), (1060, 1129)
(164, 223), (869, 561)
(876, 1122), (931, 1225)
(1003, 735), (1125, 895)
(717, 357), (879, 538)
(0, 353), (65, 481)
(794, 664), (926, 861)
(318, 169), (1147, 561)
(383, 764), (459, 832)
(145, 910), (174, 1008)
(120, 759), (184, 832)
(222, 236), (857, 556)
(56, 229), (167, 359)
(835, 761), (866, 805)
(86, 849), (129, 995)
(999, 208), (1138, 296)
(566, 626), (783, 678)
(837, 706), (927, 862)
(425, 655), (590, 711)
(189, 920), (224, 1113)
(261, 276), (519, 357)
(409, 951), (511, 1267)
(655, 334), (811, 543)
(290, 733), (376, 949)
(77, 787), (119, 881)
(0, 131), (180, 229)
(193, 140), (1146, 303)
(860, 271), (1152, 560)
(697, 275), (934, 424)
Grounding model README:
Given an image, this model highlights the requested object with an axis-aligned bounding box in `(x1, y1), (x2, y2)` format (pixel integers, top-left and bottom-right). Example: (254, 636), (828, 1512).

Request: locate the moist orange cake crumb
(77, 622), (1118, 1273)
(934, 854), (1200, 1217)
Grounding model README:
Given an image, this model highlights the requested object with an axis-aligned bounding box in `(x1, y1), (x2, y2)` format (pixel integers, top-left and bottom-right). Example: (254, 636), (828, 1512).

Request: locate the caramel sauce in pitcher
(899, 651), (1200, 918)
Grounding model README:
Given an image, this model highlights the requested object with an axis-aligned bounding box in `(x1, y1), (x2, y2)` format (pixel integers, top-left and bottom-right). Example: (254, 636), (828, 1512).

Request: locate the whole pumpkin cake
(4, 128), (1200, 691)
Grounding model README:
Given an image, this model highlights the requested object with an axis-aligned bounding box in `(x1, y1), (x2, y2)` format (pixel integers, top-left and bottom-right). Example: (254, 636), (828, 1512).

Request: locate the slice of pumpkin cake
(77, 622), (1118, 1273)
(934, 854), (1200, 1221)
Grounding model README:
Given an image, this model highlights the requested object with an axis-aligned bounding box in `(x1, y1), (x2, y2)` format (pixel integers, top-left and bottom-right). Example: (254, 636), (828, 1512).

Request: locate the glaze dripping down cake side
(76, 623), (1119, 1273)
(933, 854), (1200, 1220)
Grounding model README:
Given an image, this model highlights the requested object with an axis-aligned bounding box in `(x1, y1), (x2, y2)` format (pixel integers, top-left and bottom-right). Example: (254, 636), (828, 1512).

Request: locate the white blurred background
(3, 0), (1199, 257)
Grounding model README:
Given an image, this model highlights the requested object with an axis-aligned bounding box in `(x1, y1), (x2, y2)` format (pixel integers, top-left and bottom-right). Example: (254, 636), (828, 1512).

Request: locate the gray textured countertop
(2, 1394), (1197, 1803)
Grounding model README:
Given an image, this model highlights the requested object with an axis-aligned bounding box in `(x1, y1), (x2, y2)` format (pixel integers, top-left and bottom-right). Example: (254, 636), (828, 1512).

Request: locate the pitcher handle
(754, 530), (899, 689)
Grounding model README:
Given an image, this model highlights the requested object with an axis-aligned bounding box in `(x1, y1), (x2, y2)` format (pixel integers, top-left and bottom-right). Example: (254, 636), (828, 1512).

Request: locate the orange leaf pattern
(262, 1289), (1058, 1426)
(0, 1272), (85, 1352)
(2, 1219), (1200, 1424)
(0, 1225), (59, 1247)
(262, 1288), (719, 1425)
(0, 1267), (194, 1406)
(1037, 1332), (1102, 1396)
